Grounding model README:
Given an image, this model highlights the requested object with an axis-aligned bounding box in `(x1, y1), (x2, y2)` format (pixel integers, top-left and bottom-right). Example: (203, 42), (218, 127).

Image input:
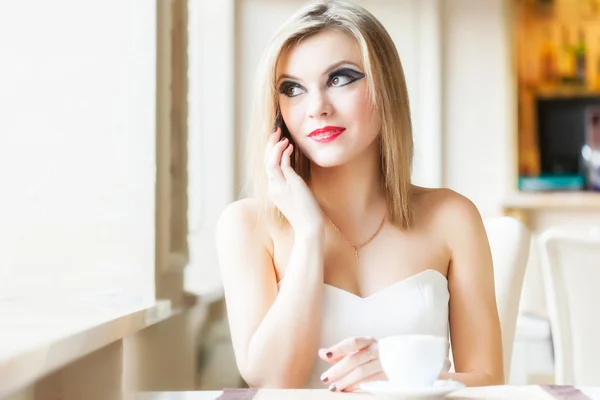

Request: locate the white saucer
(358, 379), (465, 399)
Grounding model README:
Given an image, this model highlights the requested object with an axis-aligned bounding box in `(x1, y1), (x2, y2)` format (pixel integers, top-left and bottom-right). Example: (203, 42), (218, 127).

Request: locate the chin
(310, 158), (347, 168)
(303, 150), (352, 168)
(299, 136), (377, 169)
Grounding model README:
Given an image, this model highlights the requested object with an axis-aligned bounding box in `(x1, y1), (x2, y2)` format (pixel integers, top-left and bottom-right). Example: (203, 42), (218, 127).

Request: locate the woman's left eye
(330, 75), (353, 87)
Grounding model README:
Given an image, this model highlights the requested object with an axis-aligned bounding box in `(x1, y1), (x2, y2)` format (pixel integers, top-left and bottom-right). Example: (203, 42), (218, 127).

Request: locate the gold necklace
(323, 211), (386, 265)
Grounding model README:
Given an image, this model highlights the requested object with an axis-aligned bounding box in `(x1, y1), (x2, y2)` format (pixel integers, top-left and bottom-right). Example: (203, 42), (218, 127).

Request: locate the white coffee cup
(378, 334), (448, 388)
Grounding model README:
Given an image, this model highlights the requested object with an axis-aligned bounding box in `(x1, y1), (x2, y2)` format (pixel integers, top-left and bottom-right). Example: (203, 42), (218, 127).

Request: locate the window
(0, 0), (158, 302)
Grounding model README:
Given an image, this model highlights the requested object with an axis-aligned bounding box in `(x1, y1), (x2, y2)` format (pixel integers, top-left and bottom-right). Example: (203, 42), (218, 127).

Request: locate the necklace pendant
(322, 210), (386, 268)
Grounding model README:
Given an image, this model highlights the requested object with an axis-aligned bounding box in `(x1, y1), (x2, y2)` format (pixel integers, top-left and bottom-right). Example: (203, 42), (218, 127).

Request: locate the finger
(342, 371), (386, 393)
(319, 354), (344, 366)
(265, 138), (288, 182)
(318, 348), (351, 364)
(328, 360), (383, 393)
(263, 127), (282, 164)
(319, 336), (376, 361)
(328, 359), (383, 392)
(280, 144), (296, 180)
(320, 345), (378, 385)
(269, 127), (282, 147)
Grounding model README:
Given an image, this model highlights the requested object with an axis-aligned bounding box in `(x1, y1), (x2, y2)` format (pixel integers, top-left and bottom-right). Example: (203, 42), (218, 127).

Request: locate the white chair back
(538, 227), (600, 385)
(484, 216), (530, 379)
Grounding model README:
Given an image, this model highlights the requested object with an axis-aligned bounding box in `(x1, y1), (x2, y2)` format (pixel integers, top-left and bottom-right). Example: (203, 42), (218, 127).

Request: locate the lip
(307, 126), (346, 143)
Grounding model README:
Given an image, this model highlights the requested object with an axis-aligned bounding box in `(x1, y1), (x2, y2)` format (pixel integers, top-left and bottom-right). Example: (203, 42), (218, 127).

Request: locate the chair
(483, 216), (531, 380)
(538, 227), (600, 385)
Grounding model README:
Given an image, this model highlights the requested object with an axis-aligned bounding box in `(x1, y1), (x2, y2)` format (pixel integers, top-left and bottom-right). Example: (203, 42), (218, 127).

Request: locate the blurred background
(1, 0), (600, 398)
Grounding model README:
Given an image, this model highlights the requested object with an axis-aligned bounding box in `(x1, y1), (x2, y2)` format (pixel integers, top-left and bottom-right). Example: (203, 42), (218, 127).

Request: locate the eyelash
(278, 69), (365, 98)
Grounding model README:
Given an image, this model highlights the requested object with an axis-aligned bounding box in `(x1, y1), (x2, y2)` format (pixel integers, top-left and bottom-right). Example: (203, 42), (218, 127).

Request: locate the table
(136, 385), (600, 400)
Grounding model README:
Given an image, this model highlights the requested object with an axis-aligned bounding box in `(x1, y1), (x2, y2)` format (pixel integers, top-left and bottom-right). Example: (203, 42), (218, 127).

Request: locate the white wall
(0, 0), (156, 301)
(441, 0), (516, 217)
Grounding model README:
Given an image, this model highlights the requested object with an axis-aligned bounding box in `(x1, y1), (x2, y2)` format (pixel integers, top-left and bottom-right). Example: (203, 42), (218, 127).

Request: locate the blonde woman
(216, 0), (503, 391)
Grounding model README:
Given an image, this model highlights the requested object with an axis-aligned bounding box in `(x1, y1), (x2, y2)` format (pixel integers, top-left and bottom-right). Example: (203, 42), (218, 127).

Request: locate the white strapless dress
(278, 269), (451, 388)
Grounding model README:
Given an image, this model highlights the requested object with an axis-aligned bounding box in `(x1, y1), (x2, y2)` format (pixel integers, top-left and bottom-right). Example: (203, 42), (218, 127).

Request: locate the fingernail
(320, 375), (328, 383)
(326, 351), (333, 358)
(329, 385), (337, 392)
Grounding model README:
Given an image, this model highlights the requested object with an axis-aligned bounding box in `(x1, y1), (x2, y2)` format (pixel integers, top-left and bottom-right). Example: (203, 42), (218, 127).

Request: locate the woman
(216, 0), (503, 391)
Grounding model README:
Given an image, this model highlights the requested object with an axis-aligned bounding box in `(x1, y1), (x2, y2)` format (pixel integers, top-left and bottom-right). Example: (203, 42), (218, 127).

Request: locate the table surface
(136, 385), (600, 400)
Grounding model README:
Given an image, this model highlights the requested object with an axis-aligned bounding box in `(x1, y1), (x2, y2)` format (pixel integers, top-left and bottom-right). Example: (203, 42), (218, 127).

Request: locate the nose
(307, 90), (333, 119)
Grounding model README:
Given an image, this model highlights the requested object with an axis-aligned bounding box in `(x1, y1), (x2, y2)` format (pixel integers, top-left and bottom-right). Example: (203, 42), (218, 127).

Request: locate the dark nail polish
(321, 376), (328, 383)
(326, 351), (333, 358)
(329, 385), (337, 392)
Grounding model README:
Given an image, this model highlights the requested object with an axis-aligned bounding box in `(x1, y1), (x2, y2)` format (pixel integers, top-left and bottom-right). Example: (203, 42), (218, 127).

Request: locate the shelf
(532, 86), (600, 100)
(502, 191), (600, 210)
(0, 294), (173, 398)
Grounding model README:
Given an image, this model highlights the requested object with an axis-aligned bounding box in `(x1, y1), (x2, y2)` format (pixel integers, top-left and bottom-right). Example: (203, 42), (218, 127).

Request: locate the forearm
(439, 371), (504, 387)
(243, 233), (324, 388)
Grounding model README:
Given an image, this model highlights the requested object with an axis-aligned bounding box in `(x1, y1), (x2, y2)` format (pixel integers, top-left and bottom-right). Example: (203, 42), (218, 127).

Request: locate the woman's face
(276, 29), (381, 168)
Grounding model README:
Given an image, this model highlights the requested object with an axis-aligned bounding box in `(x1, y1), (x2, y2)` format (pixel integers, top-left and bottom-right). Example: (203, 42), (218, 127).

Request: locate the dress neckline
(277, 268), (447, 300)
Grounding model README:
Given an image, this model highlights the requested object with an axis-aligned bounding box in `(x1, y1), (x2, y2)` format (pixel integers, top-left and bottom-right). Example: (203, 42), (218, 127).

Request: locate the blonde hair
(246, 0), (414, 229)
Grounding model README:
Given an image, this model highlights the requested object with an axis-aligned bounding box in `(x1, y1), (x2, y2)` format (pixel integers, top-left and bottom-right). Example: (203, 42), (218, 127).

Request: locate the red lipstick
(307, 126), (346, 143)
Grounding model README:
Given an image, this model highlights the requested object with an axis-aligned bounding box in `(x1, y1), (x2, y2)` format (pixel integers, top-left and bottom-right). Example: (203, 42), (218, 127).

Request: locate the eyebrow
(276, 60), (363, 84)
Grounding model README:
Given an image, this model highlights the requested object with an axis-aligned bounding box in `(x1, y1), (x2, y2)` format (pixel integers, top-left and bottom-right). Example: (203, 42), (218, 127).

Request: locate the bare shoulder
(411, 186), (484, 234)
(216, 198), (260, 234)
(215, 198), (270, 254)
(412, 186), (491, 277)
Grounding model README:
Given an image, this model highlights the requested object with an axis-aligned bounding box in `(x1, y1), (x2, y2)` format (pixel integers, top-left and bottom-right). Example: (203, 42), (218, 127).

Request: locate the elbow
(475, 371), (504, 387)
(484, 365), (505, 386)
(490, 372), (505, 386)
(236, 343), (313, 388)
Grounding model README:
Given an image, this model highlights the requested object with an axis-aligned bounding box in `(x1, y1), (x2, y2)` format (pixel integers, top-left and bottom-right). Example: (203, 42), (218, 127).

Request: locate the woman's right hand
(264, 127), (324, 238)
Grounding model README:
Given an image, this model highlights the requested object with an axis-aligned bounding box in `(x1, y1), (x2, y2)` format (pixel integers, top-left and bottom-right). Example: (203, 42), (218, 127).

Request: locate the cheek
(279, 99), (307, 139)
(335, 86), (378, 133)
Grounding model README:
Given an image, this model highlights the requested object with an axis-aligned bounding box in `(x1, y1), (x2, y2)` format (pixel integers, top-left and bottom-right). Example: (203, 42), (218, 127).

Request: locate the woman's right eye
(279, 82), (305, 98)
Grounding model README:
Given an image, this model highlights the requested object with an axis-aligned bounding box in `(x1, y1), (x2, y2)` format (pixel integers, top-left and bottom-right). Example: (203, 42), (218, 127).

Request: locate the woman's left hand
(317, 336), (386, 392)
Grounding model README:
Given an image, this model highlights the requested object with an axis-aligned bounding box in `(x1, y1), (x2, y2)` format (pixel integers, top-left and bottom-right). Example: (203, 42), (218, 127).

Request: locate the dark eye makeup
(278, 81), (306, 98)
(327, 67), (365, 86)
(277, 67), (366, 98)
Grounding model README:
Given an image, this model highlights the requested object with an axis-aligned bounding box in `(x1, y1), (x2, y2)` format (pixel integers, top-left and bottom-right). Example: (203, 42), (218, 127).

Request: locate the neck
(309, 142), (386, 223)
